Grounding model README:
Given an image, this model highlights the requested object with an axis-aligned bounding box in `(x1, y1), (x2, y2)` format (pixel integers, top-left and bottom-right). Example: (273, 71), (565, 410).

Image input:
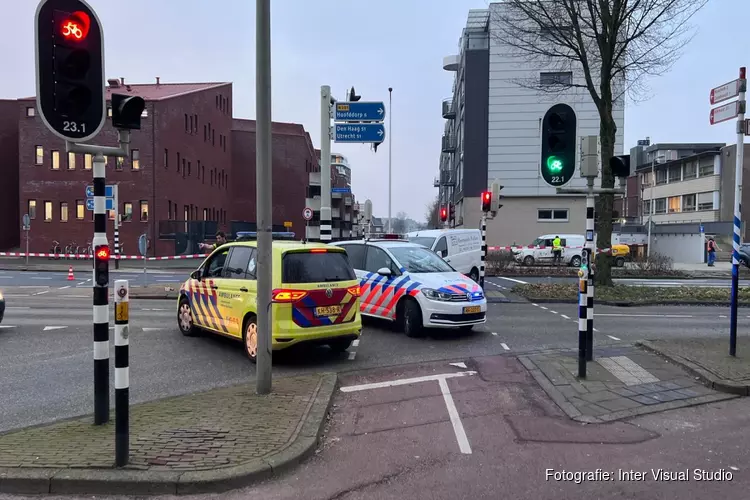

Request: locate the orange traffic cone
(67, 266), (74, 281)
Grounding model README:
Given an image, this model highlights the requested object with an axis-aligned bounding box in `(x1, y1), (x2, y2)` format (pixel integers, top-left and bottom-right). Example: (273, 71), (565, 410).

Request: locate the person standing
(707, 237), (720, 267)
(552, 235), (563, 266)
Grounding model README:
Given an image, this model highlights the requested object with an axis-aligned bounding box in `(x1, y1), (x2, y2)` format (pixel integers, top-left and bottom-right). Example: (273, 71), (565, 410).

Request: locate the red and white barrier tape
(487, 246), (613, 254)
(0, 252), (207, 261)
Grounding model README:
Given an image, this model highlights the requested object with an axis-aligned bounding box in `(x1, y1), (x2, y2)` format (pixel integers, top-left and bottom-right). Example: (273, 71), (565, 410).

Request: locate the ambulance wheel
(469, 268), (480, 283)
(523, 256), (535, 266)
(178, 297), (200, 337)
(399, 298), (423, 338)
(242, 315), (259, 364)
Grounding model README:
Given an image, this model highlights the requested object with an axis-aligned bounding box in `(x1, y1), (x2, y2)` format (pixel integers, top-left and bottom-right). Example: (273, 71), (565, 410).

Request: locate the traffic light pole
(320, 86), (333, 243)
(585, 183), (595, 362)
(479, 212), (487, 289)
(729, 67), (746, 357)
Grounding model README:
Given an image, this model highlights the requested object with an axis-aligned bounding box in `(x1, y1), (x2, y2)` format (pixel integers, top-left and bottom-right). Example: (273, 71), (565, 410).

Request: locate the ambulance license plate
(463, 305), (481, 314)
(315, 305), (342, 317)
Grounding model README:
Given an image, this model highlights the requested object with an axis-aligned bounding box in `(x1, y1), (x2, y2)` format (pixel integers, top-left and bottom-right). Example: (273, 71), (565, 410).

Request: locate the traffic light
(94, 244), (110, 286)
(348, 86), (361, 102)
(439, 206), (448, 222)
(491, 182), (504, 212)
(541, 103), (577, 187)
(609, 154), (631, 178)
(111, 93), (146, 130)
(481, 191), (492, 212)
(35, 0), (105, 143)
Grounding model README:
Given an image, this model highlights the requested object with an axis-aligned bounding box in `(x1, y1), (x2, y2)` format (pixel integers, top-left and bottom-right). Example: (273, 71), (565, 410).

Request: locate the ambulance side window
(434, 237), (448, 257)
(224, 247), (253, 280)
(205, 248), (230, 278)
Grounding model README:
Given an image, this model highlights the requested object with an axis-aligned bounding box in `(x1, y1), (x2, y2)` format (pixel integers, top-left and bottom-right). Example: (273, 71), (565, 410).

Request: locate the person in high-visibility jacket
(552, 235), (562, 266)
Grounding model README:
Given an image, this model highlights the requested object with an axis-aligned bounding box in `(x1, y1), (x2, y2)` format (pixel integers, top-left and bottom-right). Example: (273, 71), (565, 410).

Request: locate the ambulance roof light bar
(235, 231), (297, 241)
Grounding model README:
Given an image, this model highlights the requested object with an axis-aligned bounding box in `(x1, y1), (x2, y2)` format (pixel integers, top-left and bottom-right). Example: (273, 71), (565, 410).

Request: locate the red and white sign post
(302, 206), (313, 242)
(710, 67), (747, 357)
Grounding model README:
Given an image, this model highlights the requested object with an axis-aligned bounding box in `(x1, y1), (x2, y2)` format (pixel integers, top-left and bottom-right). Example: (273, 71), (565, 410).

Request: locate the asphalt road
(491, 275), (750, 288)
(0, 268), (187, 288)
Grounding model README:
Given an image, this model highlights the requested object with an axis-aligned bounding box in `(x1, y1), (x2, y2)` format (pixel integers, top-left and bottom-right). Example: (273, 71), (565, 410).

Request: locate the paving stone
(674, 388), (700, 398)
(596, 397), (643, 412)
(654, 381), (682, 391)
(578, 403), (610, 417)
(579, 391), (621, 404)
(580, 381), (608, 392)
(630, 395), (661, 405)
(629, 383), (662, 394)
(611, 387), (638, 397)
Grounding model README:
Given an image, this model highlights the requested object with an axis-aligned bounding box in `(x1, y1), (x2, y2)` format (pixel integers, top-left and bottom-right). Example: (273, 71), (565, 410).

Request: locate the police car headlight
(422, 288), (452, 301)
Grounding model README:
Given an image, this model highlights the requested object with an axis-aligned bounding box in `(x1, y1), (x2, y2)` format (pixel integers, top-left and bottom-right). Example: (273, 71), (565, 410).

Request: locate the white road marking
(19, 286), (46, 289)
(540, 306), (548, 310)
(449, 362), (467, 369)
(496, 276), (528, 284)
(43, 326), (67, 331)
(340, 371), (477, 393)
(6, 306), (30, 310)
(491, 332), (498, 336)
(352, 339), (360, 347)
(141, 327), (166, 332)
(532, 303), (539, 307)
(607, 335), (621, 341)
(31, 277), (52, 280)
(560, 314), (571, 320)
(77, 282), (87, 285)
(593, 328), (599, 332)
(348, 351), (357, 360)
(0, 276), (12, 279)
(59, 285), (71, 289)
(595, 313), (693, 318)
(598, 356), (659, 386)
(550, 310), (558, 314)
(720, 315), (727, 319)
(438, 377), (472, 454)
(500, 343), (510, 351)
(0, 325), (17, 329)
(35, 290), (50, 295)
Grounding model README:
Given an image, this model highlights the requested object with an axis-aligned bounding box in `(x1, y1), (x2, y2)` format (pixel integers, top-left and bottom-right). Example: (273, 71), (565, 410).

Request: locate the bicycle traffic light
(481, 191), (492, 212)
(35, 0), (105, 143)
(94, 244), (110, 286)
(541, 103), (577, 187)
(440, 206), (448, 222)
(609, 154), (631, 178)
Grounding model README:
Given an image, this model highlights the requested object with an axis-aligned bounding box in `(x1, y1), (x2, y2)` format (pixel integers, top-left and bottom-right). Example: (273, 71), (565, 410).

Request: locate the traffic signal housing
(481, 191), (492, 212)
(541, 103), (577, 187)
(111, 93), (146, 130)
(94, 244), (110, 286)
(35, 0), (105, 142)
(491, 182), (504, 212)
(609, 154), (631, 178)
(439, 206), (448, 222)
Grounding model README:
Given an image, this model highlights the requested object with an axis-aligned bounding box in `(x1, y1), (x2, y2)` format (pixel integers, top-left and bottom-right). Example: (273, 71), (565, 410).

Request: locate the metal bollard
(114, 280), (130, 466)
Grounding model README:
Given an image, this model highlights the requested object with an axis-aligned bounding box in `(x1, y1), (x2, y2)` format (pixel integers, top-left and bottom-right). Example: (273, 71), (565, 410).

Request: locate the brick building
(0, 100), (20, 250)
(17, 78), (234, 256)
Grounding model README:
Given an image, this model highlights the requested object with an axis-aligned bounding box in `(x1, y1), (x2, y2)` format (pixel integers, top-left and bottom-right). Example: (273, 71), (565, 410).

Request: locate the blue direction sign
(334, 101), (386, 122)
(86, 198), (115, 211)
(334, 123), (385, 143)
(86, 185), (115, 198)
(332, 187), (352, 194)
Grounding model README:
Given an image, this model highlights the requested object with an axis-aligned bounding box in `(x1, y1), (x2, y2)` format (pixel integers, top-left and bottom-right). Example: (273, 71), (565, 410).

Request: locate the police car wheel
(178, 298), (199, 337)
(400, 299), (423, 338)
(242, 315), (259, 364)
(469, 268), (480, 283)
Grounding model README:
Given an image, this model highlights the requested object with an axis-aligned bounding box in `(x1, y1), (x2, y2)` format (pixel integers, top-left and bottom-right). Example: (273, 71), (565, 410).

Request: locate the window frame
(35, 146), (44, 165)
(139, 200), (149, 222)
(123, 202), (133, 222)
(28, 200), (37, 219)
(539, 71), (573, 86)
(51, 150), (60, 170)
(44, 201), (53, 222)
(84, 154), (92, 170)
(60, 202), (69, 222)
(76, 200), (85, 220)
(537, 208), (569, 222)
(131, 149), (140, 170)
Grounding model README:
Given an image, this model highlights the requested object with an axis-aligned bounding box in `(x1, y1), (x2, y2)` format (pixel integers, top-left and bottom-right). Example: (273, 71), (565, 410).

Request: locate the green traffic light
(546, 156), (563, 172)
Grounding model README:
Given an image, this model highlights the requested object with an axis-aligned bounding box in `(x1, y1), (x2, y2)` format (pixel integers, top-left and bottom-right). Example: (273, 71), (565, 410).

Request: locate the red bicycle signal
(60, 11), (90, 41)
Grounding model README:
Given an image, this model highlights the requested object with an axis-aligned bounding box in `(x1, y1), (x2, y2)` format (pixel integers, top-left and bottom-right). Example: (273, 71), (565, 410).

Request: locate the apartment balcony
(440, 170), (455, 187)
(441, 134), (456, 153)
(344, 197), (352, 206)
(433, 177), (440, 188)
(442, 99), (455, 119)
(443, 54), (460, 71)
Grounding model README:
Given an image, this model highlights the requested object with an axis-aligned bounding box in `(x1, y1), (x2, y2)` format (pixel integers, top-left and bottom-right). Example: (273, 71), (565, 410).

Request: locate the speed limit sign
(302, 207), (313, 221)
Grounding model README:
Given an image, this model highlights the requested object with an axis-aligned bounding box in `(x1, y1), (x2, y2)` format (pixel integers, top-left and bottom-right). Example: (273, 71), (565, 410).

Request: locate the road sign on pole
(710, 101), (743, 125)
(334, 101), (386, 122)
(302, 207), (313, 221)
(332, 187), (352, 194)
(86, 185), (115, 198)
(87, 198), (114, 211)
(334, 123), (385, 143)
(711, 79), (741, 105)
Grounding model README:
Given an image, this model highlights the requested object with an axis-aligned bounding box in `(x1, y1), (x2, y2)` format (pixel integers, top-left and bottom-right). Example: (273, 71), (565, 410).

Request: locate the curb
(637, 341), (750, 396)
(516, 297), (750, 308)
(488, 273), (690, 280)
(0, 373), (337, 495)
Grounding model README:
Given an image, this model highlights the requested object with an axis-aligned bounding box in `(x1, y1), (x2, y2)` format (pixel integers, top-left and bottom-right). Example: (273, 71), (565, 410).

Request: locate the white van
(513, 234), (585, 267)
(407, 229), (482, 282)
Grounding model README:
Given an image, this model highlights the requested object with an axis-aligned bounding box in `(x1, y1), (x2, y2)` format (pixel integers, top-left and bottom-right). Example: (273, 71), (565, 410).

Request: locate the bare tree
(391, 211), (409, 233)
(425, 197), (440, 229)
(493, 0), (707, 285)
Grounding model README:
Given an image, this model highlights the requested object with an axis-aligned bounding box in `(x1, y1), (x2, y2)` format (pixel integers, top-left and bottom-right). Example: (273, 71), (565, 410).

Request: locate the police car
(335, 235), (487, 337)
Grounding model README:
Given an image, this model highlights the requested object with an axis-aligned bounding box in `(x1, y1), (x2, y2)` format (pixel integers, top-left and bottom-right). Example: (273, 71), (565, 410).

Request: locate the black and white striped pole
(585, 192), (595, 362)
(577, 250), (589, 378)
(479, 213), (487, 289)
(114, 279), (130, 466)
(113, 184), (120, 270)
(92, 152), (110, 424)
(320, 85), (333, 243)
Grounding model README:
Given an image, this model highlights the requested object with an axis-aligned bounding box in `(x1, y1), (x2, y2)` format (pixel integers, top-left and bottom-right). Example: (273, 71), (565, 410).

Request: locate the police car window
(340, 244), (366, 270)
(434, 237), (448, 256)
(205, 248), (229, 278)
(388, 246), (454, 273)
(224, 247), (253, 279)
(364, 247), (393, 273)
(282, 250), (356, 283)
(409, 236), (435, 249)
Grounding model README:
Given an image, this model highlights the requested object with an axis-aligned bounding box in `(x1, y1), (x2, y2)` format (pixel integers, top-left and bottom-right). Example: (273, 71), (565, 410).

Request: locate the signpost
(303, 206), (313, 241)
(334, 101), (385, 122)
(283, 221), (292, 229)
(86, 184), (115, 211)
(332, 186), (352, 194)
(709, 67), (747, 357)
(138, 234), (148, 286)
(334, 123), (385, 143)
(86, 198), (115, 211)
(22, 214), (30, 267)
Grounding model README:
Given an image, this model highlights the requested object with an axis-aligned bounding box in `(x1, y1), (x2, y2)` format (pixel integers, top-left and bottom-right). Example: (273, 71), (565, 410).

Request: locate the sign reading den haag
(450, 232), (481, 253)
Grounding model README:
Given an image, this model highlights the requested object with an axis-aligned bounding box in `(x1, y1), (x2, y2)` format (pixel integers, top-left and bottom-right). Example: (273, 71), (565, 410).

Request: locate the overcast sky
(3, 0), (745, 222)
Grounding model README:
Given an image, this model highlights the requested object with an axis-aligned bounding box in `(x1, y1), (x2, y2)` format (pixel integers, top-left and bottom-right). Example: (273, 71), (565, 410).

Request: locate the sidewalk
(640, 337), (750, 395)
(0, 373), (336, 495)
(519, 345), (737, 424)
(0, 258), (197, 273)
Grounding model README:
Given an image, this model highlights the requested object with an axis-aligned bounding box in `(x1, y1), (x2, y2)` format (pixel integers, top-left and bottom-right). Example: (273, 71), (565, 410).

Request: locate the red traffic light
(440, 207), (448, 221)
(95, 246), (110, 260)
(60, 11), (90, 41)
(482, 191), (491, 203)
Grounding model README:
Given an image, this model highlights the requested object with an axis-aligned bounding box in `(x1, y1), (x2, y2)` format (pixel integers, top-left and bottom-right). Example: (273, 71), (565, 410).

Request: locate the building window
(35, 146), (44, 165)
(123, 202), (133, 222)
(668, 196), (681, 213)
(185, 113), (188, 132)
(76, 200), (85, 219)
(655, 169), (667, 185)
(60, 202), (69, 222)
(212, 129), (215, 145)
(642, 200), (651, 216)
(537, 209), (569, 221)
(684, 161), (696, 178)
(67, 152), (76, 170)
(202, 165), (205, 183)
(116, 156), (124, 170)
(699, 162), (715, 177)
(139, 201), (149, 221)
(26, 106), (35, 117)
(187, 161), (191, 176)
(203, 208), (209, 220)
(189, 115), (194, 133)
(28, 200), (36, 219)
(44, 201), (52, 221)
(204, 125), (207, 141)
(131, 149), (140, 170)
(177, 152), (181, 173)
(164, 149), (168, 169)
(216, 95), (219, 107)
(184, 205), (189, 221)
(194, 114), (198, 132)
(182, 158), (186, 177)
(697, 192), (714, 211)
(668, 166), (680, 183)
(108, 209), (116, 221)
(51, 150), (60, 170)
(84, 154), (92, 170)
(540, 72), (572, 86)
(682, 194), (696, 212)
(211, 169), (215, 186)
(107, 107), (112, 117)
(141, 108), (148, 118)
(654, 198), (667, 214)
